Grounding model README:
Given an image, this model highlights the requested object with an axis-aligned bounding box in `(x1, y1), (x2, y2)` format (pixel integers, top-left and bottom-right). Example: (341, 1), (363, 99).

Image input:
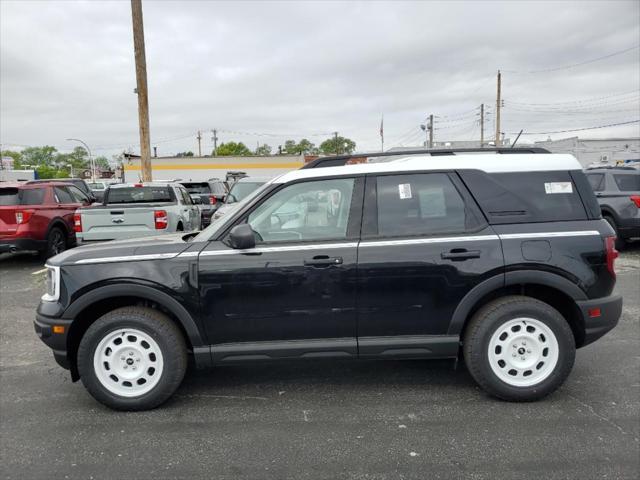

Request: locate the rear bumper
(0, 237), (46, 253)
(34, 312), (72, 370)
(576, 294), (622, 347)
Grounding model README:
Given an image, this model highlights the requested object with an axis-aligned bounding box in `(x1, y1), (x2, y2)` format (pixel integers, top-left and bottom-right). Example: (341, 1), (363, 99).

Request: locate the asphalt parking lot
(0, 248), (638, 480)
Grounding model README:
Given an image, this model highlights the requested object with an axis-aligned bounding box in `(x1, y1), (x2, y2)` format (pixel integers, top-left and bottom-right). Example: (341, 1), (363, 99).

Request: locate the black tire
(463, 295), (575, 402)
(604, 215), (626, 250)
(41, 226), (67, 260)
(77, 306), (187, 411)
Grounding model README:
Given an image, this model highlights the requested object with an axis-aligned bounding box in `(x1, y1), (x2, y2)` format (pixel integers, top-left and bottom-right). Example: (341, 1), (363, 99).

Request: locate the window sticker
(544, 182), (573, 194)
(398, 183), (412, 199)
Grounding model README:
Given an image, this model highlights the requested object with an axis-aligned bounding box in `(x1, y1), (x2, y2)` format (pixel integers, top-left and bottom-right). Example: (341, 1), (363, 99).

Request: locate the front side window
(613, 174), (640, 192)
(376, 173), (474, 237)
(53, 186), (74, 204)
(67, 185), (89, 203)
(247, 178), (355, 243)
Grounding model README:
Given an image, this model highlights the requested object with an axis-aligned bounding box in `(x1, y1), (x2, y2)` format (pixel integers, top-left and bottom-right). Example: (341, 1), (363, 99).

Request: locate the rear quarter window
(613, 174), (640, 192)
(459, 170), (587, 223)
(0, 188), (45, 205)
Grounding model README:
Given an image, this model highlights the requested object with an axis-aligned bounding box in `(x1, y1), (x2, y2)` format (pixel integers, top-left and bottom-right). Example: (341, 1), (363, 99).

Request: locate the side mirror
(228, 224), (256, 250)
(190, 194), (202, 204)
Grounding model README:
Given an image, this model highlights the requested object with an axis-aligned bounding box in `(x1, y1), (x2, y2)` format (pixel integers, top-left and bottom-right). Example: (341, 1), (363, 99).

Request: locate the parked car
(1, 181), (91, 258)
(212, 176), (270, 222)
(585, 166), (640, 249)
(35, 149), (621, 410)
(74, 182), (200, 244)
(86, 181), (110, 202)
(180, 179), (228, 227)
(27, 178), (96, 202)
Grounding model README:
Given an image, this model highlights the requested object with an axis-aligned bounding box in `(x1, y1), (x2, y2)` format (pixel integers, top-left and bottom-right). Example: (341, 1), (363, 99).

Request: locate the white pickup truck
(75, 182), (201, 243)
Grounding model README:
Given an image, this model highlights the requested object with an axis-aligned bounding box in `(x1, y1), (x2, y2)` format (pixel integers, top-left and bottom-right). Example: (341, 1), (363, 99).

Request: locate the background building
(122, 154), (305, 183)
(533, 137), (640, 167)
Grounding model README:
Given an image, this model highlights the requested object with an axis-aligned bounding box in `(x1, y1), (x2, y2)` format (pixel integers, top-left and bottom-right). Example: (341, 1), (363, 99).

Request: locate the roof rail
(301, 147), (551, 169)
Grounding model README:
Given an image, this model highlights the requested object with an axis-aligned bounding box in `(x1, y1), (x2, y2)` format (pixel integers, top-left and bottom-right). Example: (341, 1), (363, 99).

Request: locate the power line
(502, 44), (640, 74)
(511, 119), (639, 135)
(506, 90), (639, 107)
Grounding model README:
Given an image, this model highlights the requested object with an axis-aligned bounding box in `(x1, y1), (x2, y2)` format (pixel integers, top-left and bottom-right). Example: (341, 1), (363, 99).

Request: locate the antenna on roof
(511, 130), (524, 148)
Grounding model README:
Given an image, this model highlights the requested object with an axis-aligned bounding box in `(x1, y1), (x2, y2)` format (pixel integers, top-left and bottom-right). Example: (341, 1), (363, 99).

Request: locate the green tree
(214, 141), (252, 156)
(20, 146), (58, 167)
(176, 151), (194, 157)
(283, 139), (316, 155)
(94, 156), (110, 169)
(256, 144), (272, 156)
(319, 136), (356, 155)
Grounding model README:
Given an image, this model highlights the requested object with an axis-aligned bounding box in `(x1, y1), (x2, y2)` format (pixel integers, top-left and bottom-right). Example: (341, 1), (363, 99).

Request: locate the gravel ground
(0, 246), (638, 479)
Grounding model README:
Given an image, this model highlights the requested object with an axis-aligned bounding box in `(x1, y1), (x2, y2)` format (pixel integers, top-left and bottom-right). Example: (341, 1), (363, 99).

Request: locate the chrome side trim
(499, 230), (600, 240)
(359, 235), (499, 248)
(198, 242), (358, 257)
(74, 252), (179, 265)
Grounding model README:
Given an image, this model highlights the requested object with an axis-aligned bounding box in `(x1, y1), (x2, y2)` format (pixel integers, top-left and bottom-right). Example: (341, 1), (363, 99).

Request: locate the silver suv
(585, 167), (640, 249)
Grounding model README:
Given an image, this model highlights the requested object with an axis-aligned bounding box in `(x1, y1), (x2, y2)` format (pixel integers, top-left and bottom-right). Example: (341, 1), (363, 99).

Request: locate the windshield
(106, 186), (173, 204)
(226, 182), (264, 204)
(192, 181), (272, 242)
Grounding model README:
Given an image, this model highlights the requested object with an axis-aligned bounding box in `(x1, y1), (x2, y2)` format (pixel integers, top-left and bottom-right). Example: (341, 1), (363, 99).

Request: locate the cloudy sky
(1, 0), (639, 158)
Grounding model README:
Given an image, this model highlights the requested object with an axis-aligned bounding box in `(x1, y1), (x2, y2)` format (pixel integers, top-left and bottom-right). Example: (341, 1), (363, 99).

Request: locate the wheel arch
(45, 218), (70, 241)
(449, 271), (586, 347)
(64, 284), (208, 381)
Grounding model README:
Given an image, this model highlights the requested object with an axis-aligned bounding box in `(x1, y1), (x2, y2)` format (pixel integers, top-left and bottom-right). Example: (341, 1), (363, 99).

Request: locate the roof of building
(274, 153), (582, 184)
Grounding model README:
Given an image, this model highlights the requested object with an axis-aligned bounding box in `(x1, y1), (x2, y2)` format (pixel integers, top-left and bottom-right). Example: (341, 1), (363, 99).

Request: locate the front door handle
(304, 255), (343, 267)
(441, 249), (481, 261)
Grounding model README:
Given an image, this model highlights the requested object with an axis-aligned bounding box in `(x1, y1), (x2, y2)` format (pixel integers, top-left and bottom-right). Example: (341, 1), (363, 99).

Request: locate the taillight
(73, 213), (82, 232)
(154, 210), (168, 229)
(209, 195), (217, 205)
(605, 236), (618, 277)
(630, 195), (640, 208)
(15, 210), (34, 224)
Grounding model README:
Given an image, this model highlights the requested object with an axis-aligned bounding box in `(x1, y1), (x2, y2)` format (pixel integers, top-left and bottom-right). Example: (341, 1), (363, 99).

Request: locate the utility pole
(211, 129), (218, 156)
(480, 103), (485, 147)
(196, 130), (202, 157)
(495, 70), (501, 146)
(428, 114), (434, 149)
(334, 131), (339, 155)
(131, 0), (152, 181)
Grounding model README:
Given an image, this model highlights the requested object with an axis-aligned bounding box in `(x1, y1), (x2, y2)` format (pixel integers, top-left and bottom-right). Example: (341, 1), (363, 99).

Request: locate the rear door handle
(304, 255), (343, 267)
(441, 249), (481, 261)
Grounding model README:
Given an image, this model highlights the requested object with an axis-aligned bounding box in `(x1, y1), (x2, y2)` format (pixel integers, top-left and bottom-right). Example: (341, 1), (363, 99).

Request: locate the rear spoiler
(301, 147), (551, 169)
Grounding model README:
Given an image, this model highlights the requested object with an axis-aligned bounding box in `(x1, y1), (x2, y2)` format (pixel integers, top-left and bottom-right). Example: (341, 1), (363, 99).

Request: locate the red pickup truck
(0, 181), (92, 259)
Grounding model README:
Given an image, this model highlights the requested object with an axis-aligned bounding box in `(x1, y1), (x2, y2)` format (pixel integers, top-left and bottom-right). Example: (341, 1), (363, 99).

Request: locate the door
(357, 172), (503, 357)
(198, 176), (363, 362)
(177, 187), (199, 230)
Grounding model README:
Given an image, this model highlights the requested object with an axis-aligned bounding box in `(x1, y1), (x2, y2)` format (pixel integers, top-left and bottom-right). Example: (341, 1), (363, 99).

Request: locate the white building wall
(534, 137), (640, 167)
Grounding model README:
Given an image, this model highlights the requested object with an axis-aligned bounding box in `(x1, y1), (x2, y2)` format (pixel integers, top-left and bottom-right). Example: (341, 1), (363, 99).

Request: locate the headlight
(42, 265), (60, 302)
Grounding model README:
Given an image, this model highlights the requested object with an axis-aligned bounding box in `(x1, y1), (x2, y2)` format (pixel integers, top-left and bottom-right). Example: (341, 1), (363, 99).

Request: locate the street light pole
(66, 138), (95, 181)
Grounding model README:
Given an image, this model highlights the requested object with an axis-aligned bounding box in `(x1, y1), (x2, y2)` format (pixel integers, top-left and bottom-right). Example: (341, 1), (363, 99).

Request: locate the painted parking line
(31, 268), (48, 275)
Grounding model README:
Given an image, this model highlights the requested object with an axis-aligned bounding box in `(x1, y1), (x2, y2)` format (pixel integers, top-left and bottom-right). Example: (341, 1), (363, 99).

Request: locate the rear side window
(375, 173), (478, 236)
(586, 173), (604, 192)
(459, 170), (587, 223)
(107, 186), (173, 204)
(613, 174), (640, 192)
(0, 188), (45, 205)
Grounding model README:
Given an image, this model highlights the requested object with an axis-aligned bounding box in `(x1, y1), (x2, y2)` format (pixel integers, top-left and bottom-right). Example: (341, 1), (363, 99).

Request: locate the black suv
(35, 149), (622, 410)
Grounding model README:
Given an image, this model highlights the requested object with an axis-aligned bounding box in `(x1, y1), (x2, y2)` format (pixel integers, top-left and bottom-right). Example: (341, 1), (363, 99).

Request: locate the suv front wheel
(463, 296), (576, 401)
(77, 306), (187, 411)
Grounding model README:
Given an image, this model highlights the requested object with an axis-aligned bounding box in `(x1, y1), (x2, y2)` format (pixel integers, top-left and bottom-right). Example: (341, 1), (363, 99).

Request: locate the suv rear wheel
(42, 226), (66, 259)
(463, 296), (575, 401)
(77, 306), (187, 411)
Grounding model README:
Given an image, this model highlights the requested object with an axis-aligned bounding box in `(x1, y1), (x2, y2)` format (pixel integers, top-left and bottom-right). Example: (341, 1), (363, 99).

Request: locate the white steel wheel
(93, 328), (165, 397)
(487, 317), (559, 387)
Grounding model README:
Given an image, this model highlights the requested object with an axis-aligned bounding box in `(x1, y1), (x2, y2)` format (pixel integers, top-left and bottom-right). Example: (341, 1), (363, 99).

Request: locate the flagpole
(380, 114), (384, 152)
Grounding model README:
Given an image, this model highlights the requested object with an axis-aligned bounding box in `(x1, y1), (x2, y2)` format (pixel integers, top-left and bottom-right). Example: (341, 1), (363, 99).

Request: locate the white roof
(274, 153), (582, 184)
